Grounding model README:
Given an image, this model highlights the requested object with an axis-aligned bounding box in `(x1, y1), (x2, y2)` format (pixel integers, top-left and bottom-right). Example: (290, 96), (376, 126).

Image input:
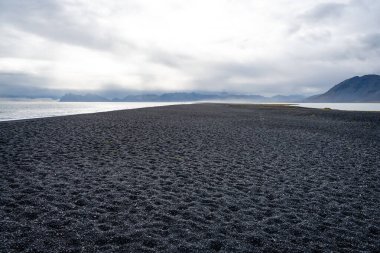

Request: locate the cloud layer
(0, 0), (379, 97)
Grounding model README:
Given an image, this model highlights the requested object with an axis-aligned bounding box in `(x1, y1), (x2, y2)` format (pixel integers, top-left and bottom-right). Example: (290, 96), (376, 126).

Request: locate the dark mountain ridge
(60, 92), (304, 102)
(59, 75), (380, 103)
(60, 93), (110, 102)
(306, 75), (380, 102)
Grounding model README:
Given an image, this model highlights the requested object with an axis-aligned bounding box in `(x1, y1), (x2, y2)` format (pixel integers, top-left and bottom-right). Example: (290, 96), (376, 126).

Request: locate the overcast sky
(0, 0), (379, 97)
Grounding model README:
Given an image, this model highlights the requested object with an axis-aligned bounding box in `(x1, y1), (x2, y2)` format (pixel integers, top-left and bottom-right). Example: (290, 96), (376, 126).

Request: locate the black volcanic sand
(1, 104), (379, 252)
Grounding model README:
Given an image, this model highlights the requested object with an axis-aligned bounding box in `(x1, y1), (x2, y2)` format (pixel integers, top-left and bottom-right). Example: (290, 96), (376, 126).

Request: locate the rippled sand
(1, 104), (379, 252)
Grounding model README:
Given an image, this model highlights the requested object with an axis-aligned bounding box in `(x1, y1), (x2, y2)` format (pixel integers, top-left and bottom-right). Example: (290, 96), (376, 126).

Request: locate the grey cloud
(150, 52), (194, 69)
(189, 61), (283, 93)
(361, 33), (380, 50)
(297, 30), (332, 44)
(0, 0), (129, 50)
(323, 33), (380, 61)
(288, 1), (380, 63)
(0, 72), (58, 98)
(288, 3), (347, 39)
(0, 72), (47, 86)
(0, 72), (137, 98)
(302, 3), (347, 22)
(215, 62), (277, 78)
(145, 50), (265, 90)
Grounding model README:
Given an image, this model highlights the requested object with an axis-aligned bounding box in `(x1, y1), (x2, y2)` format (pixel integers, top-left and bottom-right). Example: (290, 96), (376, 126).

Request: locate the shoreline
(1, 104), (379, 252)
(0, 102), (193, 123)
(0, 104), (180, 124)
(1, 102), (380, 123)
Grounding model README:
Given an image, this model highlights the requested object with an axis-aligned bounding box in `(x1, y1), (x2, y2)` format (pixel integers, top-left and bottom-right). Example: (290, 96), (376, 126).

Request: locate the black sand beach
(1, 103), (379, 252)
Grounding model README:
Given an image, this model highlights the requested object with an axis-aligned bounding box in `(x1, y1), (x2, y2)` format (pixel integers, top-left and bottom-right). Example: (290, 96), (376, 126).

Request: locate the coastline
(0, 101), (192, 123)
(0, 104), (182, 124)
(1, 104), (379, 252)
(2, 101), (380, 123)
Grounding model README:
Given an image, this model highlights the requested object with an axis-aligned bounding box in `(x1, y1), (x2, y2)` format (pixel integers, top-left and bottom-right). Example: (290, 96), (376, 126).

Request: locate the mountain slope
(307, 75), (380, 102)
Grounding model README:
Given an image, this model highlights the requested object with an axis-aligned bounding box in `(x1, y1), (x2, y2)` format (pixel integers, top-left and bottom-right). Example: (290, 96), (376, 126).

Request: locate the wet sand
(1, 103), (379, 252)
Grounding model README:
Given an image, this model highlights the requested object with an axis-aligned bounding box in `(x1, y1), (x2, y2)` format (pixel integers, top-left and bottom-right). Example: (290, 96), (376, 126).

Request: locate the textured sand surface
(1, 104), (379, 252)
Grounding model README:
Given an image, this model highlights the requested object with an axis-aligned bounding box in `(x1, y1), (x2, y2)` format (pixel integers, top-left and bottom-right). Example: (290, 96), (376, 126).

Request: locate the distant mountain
(112, 93), (224, 102)
(270, 95), (306, 102)
(60, 92), (305, 102)
(60, 93), (110, 102)
(306, 75), (380, 102)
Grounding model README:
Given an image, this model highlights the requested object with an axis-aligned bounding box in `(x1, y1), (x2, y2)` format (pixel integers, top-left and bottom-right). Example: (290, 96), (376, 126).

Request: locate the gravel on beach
(1, 103), (379, 252)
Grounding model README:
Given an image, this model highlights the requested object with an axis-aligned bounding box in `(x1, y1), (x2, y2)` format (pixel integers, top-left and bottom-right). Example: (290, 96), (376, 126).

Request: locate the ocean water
(0, 101), (379, 122)
(0, 101), (189, 122)
(210, 101), (380, 111)
(295, 103), (380, 111)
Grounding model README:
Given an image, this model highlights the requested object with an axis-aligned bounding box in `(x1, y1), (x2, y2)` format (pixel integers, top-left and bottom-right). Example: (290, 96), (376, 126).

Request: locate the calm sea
(295, 103), (380, 111)
(0, 101), (379, 122)
(0, 101), (190, 122)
